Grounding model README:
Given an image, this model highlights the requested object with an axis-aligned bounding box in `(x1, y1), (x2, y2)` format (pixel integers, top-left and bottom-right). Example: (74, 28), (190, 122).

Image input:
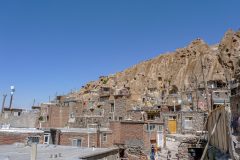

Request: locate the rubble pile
(178, 137), (200, 160)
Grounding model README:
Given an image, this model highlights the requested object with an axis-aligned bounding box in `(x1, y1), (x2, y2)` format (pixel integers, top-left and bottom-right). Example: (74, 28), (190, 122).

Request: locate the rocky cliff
(67, 30), (240, 108)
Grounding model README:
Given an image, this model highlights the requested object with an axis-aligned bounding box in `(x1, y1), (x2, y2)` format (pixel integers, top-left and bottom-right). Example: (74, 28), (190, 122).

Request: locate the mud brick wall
(59, 131), (113, 148)
(0, 132), (43, 145)
(109, 122), (121, 144)
(40, 103), (84, 128)
(41, 106), (69, 128)
(110, 122), (152, 151)
(101, 132), (114, 148)
(59, 132), (96, 147)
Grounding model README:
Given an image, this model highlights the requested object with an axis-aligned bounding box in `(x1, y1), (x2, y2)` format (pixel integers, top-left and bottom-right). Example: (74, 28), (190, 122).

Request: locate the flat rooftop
(0, 144), (118, 160)
(0, 128), (43, 134)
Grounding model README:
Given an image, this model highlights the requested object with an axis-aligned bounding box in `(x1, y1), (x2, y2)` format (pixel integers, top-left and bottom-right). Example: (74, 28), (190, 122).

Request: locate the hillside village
(1, 30), (240, 159)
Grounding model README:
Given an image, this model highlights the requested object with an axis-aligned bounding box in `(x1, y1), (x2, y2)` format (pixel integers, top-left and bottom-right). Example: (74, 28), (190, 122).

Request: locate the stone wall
(0, 111), (39, 128)
(230, 94), (240, 118)
(180, 112), (206, 134)
(162, 111), (206, 134)
(178, 137), (204, 160)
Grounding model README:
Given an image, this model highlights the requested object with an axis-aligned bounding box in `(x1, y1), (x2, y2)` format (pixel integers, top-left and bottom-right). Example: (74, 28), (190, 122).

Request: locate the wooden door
(168, 120), (177, 134)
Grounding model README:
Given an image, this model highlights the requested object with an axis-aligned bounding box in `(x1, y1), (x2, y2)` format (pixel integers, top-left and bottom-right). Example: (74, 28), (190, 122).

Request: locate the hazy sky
(0, 0), (239, 108)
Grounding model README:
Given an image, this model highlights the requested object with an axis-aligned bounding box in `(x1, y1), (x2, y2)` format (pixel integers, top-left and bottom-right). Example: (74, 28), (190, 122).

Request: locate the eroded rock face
(218, 30), (240, 79)
(68, 30), (240, 107)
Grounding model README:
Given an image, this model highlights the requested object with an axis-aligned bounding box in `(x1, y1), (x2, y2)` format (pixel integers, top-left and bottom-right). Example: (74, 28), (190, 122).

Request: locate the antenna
(1, 94), (7, 113)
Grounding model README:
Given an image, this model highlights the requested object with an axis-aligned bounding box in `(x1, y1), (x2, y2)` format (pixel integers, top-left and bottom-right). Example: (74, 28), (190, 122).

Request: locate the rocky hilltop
(66, 30), (240, 109)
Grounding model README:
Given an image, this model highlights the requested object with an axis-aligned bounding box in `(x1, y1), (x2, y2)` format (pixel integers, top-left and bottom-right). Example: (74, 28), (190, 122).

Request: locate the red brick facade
(110, 121), (160, 151)
(58, 131), (113, 148)
(40, 105), (75, 128)
(0, 132), (44, 145)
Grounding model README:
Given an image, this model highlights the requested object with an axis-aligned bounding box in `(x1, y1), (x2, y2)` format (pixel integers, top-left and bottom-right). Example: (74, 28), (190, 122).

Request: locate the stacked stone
(127, 146), (143, 156)
(178, 137), (199, 160)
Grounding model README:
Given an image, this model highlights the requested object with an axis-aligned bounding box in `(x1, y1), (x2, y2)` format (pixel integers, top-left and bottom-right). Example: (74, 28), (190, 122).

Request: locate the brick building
(38, 93), (130, 129)
(110, 120), (164, 154)
(58, 127), (113, 148)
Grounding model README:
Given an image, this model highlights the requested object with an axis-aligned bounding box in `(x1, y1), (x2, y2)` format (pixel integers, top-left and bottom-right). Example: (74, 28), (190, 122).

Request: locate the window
(69, 112), (75, 118)
(44, 134), (50, 144)
(103, 87), (110, 92)
(28, 136), (40, 144)
(72, 139), (81, 147)
(119, 117), (123, 121)
(110, 103), (114, 112)
(147, 114), (154, 120)
(158, 125), (163, 132)
(148, 124), (155, 131)
(184, 117), (193, 130)
(142, 98), (145, 103)
(102, 133), (107, 142)
(13, 112), (21, 116)
(44, 136), (49, 143)
(169, 116), (176, 120)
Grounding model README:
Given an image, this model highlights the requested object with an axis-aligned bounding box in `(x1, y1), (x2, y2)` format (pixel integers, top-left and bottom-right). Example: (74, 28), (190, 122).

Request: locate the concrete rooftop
(0, 144), (117, 160)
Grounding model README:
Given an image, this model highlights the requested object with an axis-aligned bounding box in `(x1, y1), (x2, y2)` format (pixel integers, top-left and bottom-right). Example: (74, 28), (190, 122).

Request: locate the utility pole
(163, 117), (166, 148)
(96, 122), (101, 148)
(1, 94), (7, 114)
(31, 143), (37, 160)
